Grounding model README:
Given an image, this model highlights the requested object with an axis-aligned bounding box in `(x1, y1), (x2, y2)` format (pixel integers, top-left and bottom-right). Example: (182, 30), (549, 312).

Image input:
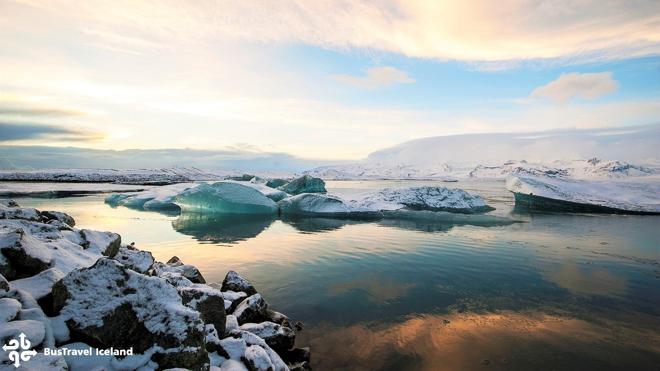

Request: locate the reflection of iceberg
(175, 182), (278, 214)
(172, 213), (274, 243)
(506, 175), (660, 214)
(380, 209), (519, 232)
(281, 216), (370, 233)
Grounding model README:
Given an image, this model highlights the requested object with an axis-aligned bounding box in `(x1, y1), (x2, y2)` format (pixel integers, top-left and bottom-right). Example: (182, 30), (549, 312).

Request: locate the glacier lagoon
(13, 179), (660, 370)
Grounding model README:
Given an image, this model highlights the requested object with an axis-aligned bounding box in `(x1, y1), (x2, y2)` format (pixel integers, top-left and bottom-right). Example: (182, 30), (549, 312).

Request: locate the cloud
(531, 72), (619, 102)
(334, 67), (415, 89)
(0, 145), (339, 171)
(0, 122), (100, 142)
(0, 107), (85, 117)
(9, 0), (660, 65)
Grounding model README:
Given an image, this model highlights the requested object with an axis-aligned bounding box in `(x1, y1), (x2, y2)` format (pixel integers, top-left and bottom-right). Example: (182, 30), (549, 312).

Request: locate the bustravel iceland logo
(2, 332), (37, 368)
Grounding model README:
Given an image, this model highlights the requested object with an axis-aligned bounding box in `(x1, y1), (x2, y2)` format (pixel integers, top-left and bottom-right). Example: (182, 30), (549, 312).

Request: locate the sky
(1, 0), (660, 162)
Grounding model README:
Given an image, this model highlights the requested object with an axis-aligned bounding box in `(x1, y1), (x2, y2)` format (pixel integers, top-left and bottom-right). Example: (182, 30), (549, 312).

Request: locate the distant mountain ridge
(306, 158), (657, 180)
(305, 124), (660, 180)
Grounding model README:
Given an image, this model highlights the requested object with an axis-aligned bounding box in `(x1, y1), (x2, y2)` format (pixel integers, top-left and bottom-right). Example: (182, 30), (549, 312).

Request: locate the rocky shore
(0, 199), (309, 370)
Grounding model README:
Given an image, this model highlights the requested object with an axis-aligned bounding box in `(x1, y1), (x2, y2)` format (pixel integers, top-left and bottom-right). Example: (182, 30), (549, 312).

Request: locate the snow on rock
(80, 229), (121, 257)
(359, 186), (494, 213)
(113, 245), (155, 273)
(162, 256), (206, 283)
(243, 345), (274, 371)
(0, 273), (9, 292)
(10, 267), (65, 301)
(238, 331), (289, 371)
(221, 271), (257, 295)
(506, 175), (660, 214)
(0, 220), (111, 280)
(0, 297), (21, 322)
(0, 229), (53, 278)
(0, 319), (46, 349)
(51, 258), (208, 369)
(277, 175), (326, 195)
(175, 182), (278, 215)
(178, 284), (226, 335)
(233, 294), (269, 325)
(14, 353), (68, 370)
(0, 202), (40, 221)
(225, 315), (240, 334)
(221, 291), (248, 314)
(61, 341), (159, 371)
(153, 262), (206, 285)
(219, 359), (249, 371)
(0, 200), (306, 370)
(40, 211), (76, 227)
(216, 332), (288, 371)
(240, 321), (295, 352)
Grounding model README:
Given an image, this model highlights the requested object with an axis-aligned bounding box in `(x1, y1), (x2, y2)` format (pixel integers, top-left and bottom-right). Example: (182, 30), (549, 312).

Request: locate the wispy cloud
(531, 72), (619, 103)
(10, 0), (660, 65)
(0, 106), (85, 117)
(0, 122), (102, 142)
(333, 67), (415, 89)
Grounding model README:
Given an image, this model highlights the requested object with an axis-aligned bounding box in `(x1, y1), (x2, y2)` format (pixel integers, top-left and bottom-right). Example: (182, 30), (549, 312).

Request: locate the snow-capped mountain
(468, 158), (655, 179)
(305, 125), (660, 180)
(306, 158), (656, 180)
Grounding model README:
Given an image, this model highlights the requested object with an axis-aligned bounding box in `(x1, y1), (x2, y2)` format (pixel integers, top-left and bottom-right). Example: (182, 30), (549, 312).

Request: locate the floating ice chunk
(279, 193), (374, 216)
(238, 182), (289, 202)
(105, 183), (197, 211)
(506, 175), (660, 214)
(175, 182), (278, 215)
(359, 186), (494, 213)
(278, 175), (326, 195)
(265, 178), (287, 189)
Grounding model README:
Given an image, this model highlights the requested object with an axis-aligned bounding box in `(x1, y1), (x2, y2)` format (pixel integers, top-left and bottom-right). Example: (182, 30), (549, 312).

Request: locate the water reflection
(280, 216), (370, 233)
(542, 261), (628, 297)
(13, 185), (660, 370)
(174, 211), (517, 240)
(300, 311), (660, 370)
(172, 212), (275, 244)
(327, 273), (416, 303)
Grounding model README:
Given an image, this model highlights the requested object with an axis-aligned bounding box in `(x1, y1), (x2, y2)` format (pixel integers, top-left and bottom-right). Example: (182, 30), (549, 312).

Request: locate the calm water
(13, 180), (660, 370)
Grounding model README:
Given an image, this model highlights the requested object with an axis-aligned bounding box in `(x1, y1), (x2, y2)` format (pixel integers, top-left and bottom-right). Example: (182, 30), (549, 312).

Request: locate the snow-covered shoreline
(0, 182), (149, 198)
(0, 168), (226, 185)
(0, 200), (310, 370)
